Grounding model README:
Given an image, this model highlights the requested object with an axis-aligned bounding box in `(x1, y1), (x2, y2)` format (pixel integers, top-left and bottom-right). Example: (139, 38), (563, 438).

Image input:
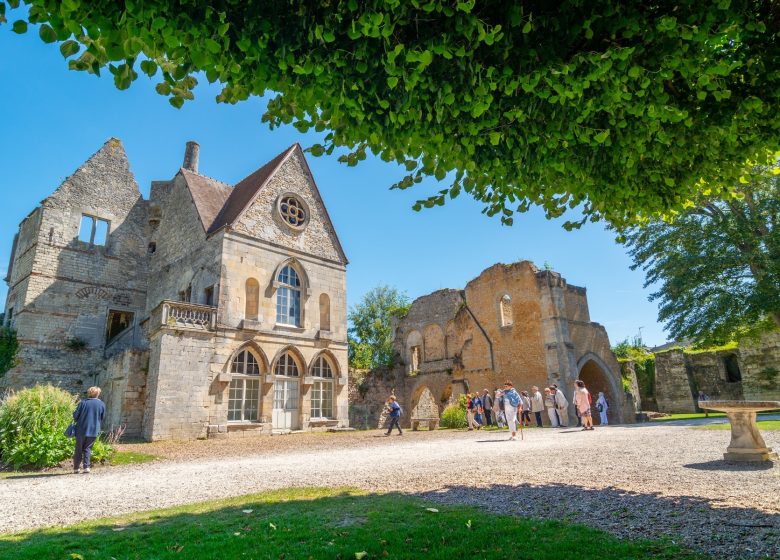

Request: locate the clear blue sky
(0, 25), (668, 347)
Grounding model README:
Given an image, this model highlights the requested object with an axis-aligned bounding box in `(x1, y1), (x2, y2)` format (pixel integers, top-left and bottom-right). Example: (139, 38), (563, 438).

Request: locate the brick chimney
(182, 141), (200, 173)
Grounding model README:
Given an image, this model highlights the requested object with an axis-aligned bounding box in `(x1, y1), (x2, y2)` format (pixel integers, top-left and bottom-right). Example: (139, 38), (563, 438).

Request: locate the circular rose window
(279, 195), (307, 228)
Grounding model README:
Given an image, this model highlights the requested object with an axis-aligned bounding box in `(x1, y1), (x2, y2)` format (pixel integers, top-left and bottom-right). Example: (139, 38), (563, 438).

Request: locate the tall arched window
(500, 294), (513, 327)
(245, 278), (259, 320)
(319, 293), (331, 331)
(228, 350), (261, 422)
(311, 356), (334, 419)
(276, 266), (301, 326)
(274, 352), (300, 377)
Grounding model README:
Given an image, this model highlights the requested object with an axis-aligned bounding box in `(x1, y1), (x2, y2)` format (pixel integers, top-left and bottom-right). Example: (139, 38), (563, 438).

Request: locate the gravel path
(2, 422), (779, 559)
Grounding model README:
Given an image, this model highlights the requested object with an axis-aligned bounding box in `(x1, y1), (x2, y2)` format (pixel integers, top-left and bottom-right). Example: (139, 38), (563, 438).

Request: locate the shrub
(0, 385), (75, 468)
(440, 404), (467, 429)
(0, 326), (19, 377)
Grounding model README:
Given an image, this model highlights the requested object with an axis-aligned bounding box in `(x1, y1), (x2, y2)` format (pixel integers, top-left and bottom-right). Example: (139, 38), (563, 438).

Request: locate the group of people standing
(466, 380), (610, 434)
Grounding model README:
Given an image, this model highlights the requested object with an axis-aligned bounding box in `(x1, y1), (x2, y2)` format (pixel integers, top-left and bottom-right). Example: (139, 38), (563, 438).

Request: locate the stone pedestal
(699, 400), (780, 463)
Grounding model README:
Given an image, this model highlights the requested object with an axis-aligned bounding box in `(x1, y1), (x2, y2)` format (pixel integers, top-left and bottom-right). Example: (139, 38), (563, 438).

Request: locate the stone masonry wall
(97, 349), (149, 437)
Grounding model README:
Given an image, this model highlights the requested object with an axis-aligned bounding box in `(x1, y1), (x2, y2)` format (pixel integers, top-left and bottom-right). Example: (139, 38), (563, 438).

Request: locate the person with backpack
(596, 391), (609, 425)
(502, 381), (522, 441)
(385, 395), (403, 436)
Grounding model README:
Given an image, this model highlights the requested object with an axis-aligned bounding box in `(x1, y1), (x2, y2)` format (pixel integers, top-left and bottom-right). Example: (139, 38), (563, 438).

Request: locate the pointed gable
(227, 145), (348, 264)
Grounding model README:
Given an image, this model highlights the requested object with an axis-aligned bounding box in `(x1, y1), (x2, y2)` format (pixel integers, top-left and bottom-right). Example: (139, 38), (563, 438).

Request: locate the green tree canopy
(348, 285), (410, 369)
(4, 1), (780, 227)
(621, 165), (780, 346)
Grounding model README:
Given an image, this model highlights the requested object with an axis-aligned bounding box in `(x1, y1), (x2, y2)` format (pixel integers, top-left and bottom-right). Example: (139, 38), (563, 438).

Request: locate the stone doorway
(578, 356), (619, 425)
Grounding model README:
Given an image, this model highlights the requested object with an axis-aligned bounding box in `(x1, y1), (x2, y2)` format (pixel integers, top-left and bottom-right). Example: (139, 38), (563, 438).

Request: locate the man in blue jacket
(385, 395), (403, 436)
(72, 386), (106, 473)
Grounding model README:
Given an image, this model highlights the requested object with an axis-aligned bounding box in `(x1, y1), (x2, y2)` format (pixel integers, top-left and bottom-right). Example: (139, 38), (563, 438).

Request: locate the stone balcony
(151, 300), (217, 333)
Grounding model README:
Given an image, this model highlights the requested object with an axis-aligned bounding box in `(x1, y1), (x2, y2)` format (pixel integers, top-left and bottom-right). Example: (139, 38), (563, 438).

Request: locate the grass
(108, 451), (159, 466)
(0, 487), (707, 560)
(650, 412), (775, 422)
(0, 451), (157, 479)
(693, 420), (780, 431)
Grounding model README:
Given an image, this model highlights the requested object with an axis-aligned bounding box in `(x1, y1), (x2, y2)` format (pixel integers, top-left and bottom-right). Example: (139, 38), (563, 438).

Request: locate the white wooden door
(273, 379), (299, 430)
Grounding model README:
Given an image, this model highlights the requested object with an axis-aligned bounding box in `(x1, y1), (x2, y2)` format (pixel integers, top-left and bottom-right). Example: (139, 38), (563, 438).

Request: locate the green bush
(0, 384), (114, 469)
(440, 404), (467, 429)
(0, 326), (19, 377)
(0, 385), (75, 468)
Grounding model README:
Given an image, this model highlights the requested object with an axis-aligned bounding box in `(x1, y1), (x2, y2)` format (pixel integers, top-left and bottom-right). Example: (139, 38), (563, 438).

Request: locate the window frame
(227, 349), (262, 423)
(309, 355), (334, 419)
(78, 214), (110, 246)
(275, 266), (302, 327)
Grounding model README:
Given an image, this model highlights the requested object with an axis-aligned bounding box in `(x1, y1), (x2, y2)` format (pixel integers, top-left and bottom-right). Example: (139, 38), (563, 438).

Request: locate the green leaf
(12, 20), (27, 34)
(59, 40), (80, 58)
(593, 130), (609, 144)
(387, 76), (398, 88)
(522, 20), (532, 34)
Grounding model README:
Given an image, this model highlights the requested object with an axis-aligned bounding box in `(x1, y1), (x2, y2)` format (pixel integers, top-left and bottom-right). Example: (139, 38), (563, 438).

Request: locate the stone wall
(655, 333), (780, 413)
(97, 349), (149, 437)
(2, 139), (148, 395)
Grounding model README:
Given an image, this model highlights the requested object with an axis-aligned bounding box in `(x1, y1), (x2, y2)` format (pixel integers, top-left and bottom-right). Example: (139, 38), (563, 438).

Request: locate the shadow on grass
(0, 487), (716, 560)
(418, 483), (779, 560)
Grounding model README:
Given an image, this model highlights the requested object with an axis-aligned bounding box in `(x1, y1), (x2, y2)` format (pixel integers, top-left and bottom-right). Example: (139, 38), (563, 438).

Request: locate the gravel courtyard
(2, 421), (778, 559)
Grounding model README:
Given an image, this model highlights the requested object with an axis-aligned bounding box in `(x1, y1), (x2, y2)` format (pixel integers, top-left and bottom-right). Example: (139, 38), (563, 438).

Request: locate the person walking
(466, 393), (482, 431)
(472, 393), (484, 429)
(574, 380), (594, 430)
(544, 387), (559, 427)
(520, 391), (532, 427)
(698, 390), (710, 418)
(502, 381), (522, 441)
(552, 385), (569, 428)
(481, 389), (494, 427)
(385, 395), (403, 435)
(494, 388), (506, 428)
(72, 386), (105, 474)
(596, 391), (609, 425)
(530, 386), (544, 428)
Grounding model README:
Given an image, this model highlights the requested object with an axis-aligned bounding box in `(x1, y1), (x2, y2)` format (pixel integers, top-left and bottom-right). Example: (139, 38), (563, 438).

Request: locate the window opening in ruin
(245, 278), (259, 320)
(147, 242), (156, 254)
(274, 352), (300, 377)
(724, 354), (742, 383)
(319, 293), (331, 331)
(410, 345), (421, 372)
(178, 290), (186, 302)
(5, 307), (13, 327)
(78, 215), (109, 246)
(106, 310), (134, 344)
(500, 294), (513, 327)
(276, 266), (301, 326)
(185, 285), (192, 302)
(310, 356), (334, 418)
(228, 350), (261, 422)
(204, 285), (215, 306)
(279, 195), (306, 228)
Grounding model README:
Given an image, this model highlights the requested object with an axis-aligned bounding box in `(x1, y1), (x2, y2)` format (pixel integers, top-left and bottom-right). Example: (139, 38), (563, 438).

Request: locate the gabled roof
(179, 168), (232, 232)
(207, 145), (296, 234)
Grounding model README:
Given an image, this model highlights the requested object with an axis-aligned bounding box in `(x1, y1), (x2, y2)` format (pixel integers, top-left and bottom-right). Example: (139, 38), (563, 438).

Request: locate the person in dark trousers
(72, 386), (105, 474)
(481, 389), (494, 426)
(385, 395), (403, 436)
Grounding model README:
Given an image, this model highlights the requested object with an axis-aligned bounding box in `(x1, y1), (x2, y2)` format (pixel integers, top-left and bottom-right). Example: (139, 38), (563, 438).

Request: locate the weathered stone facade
(352, 262), (630, 427)
(655, 333), (780, 413)
(3, 139), (349, 440)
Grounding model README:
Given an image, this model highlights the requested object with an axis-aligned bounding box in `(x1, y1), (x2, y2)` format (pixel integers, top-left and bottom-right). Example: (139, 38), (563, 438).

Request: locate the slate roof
(179, 168), (232, 232)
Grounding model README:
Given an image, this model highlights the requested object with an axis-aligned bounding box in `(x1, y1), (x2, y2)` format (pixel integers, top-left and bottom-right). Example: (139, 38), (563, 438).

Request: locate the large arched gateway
(577, 353), (622, 425)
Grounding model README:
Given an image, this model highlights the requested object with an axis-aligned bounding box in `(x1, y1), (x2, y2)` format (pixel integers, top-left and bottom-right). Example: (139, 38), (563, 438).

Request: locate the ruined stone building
(2, 138), (349, 440)
(353, 262), (630, 428)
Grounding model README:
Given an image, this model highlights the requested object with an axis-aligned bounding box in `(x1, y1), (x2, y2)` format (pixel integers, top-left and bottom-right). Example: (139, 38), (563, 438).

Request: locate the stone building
(352, 261), (631, 428)
(654, 333), (780, 413)
(2, 138), (349, 440)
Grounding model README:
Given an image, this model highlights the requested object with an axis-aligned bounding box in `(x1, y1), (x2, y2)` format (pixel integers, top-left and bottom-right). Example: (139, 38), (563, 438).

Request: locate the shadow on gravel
(417, 482), (779, 560)
(683, 459), (775, 471)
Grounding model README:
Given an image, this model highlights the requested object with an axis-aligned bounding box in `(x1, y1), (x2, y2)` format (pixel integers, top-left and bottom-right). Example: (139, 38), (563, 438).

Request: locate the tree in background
(621, 165), (780, 346)
(3, 2), (780, 228)
(348, 285), (410, 370)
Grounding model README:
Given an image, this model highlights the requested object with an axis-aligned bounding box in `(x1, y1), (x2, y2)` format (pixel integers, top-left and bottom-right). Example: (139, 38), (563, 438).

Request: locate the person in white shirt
(596, 392), (609, 425)
(530, 386), (544, 427)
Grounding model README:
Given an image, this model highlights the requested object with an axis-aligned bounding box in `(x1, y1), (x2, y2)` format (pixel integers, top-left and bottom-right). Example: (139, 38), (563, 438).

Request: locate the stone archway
(577, 353), (621, 425)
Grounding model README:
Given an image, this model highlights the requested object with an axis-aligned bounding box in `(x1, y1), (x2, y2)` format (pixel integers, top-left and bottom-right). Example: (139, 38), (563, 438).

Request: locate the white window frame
(275, 266), (302, 327)
(310, 356), (334, 419)
(227, 350), (262, 423)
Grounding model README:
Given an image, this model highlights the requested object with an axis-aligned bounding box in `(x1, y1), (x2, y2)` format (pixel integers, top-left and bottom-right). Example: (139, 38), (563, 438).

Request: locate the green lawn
(693, 420), (780, 431)
(108, 451), (159, 466)
(0, 488), (707, 560)
(0, 451), (157, 479)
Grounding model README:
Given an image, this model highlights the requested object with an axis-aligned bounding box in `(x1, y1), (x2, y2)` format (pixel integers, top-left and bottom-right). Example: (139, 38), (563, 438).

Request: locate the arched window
(276, 266), (301, 326)
(274, 352), (300, 377)
(319, 293), (331, 331)
(228, 350), (261, 422)
(500, 294), (513, 327)
(311, 356), (334, 419)
(245, 278), (259, 320)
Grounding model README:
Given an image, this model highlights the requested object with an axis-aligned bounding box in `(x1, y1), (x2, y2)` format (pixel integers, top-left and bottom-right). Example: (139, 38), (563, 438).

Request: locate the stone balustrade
(151, 300), (217, 332)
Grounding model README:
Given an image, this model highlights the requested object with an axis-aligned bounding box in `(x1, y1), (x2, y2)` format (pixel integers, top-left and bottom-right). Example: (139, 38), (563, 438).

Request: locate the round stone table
(698, 400), (780, 462)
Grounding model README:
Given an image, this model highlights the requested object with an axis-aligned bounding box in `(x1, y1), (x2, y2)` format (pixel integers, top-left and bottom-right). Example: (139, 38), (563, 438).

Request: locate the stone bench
(411, 417), (439, 431)
(698, 400), (780, 462)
